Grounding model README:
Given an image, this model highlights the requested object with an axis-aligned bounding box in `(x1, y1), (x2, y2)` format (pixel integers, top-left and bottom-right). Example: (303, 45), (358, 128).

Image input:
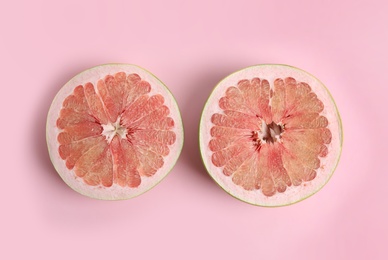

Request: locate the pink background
(1, 0), (387, 259)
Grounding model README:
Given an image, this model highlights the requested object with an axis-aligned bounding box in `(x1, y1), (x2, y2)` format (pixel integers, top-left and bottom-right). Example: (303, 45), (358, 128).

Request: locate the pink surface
(0, 0), (387, 259)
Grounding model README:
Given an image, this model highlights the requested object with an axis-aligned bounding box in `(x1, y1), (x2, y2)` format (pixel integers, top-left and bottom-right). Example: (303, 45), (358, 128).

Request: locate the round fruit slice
(199, 64), (342, 206)
(47, 64), (184, 200)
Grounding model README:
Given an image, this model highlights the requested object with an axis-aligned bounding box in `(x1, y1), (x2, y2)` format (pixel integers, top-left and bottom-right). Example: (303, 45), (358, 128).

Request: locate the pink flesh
(97, 78), (121, 123)
(110, 136), (141, 188)
(209, 77), (331, 196)
(56, 73), (176, 188)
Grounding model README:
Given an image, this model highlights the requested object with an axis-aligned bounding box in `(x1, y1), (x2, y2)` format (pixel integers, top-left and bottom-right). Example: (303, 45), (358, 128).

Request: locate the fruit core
(101, 116), (129, 143)
(257, 121), (284, 144)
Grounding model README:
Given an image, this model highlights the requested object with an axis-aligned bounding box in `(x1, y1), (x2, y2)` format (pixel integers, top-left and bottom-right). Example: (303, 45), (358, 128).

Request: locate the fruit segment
(57, 122), (102, 144)
(121, 94), (165, 128)
(218, 78), (272, 122)
(209, 77), (331, 197)
(123, 75), (151, 109)
(75, 139), (113, 187)
(56, 72), (176, 188)
(97, 77), (121, 123)
(110, 136), (141, 187)
(84, 82), (109, 125)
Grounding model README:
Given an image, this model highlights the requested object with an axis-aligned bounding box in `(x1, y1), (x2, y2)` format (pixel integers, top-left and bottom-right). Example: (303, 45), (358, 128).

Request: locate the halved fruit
(47, 64), (184, 200)
(199, 64), (342, 206)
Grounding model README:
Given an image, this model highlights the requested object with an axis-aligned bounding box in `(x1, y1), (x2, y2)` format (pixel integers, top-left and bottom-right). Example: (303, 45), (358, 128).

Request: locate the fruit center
(101, 116), (128, 143)
(260, 121), (284, 144)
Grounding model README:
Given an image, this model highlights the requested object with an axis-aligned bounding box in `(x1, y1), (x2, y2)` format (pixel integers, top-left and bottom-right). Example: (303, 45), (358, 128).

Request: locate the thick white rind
(199, 64), (342, 207)
(46, 64), (184, 200)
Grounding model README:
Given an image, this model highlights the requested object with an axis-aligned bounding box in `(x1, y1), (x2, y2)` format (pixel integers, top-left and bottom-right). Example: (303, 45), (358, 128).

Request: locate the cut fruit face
(199, 64), (342, 206)
(47, 64), (184, 200)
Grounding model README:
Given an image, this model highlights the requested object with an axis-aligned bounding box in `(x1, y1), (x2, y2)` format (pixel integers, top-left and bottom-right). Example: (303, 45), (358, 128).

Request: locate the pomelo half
(199, 64), (342, 206)
(47, 64), (184, 200)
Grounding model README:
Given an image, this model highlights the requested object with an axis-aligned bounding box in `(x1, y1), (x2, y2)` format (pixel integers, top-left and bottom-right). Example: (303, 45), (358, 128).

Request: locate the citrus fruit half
(199, 64), (342, 206)
(47, 64), (184, 200)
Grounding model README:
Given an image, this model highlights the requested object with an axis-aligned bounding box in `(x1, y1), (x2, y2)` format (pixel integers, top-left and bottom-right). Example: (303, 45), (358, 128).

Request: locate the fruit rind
(199, 64), (342, 207)
(46, 63), (184, 200)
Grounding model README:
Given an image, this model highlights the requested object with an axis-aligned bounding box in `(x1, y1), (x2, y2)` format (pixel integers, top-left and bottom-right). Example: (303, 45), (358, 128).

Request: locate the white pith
(46, 64), (184, 200)
(199, 64), (342, 207)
